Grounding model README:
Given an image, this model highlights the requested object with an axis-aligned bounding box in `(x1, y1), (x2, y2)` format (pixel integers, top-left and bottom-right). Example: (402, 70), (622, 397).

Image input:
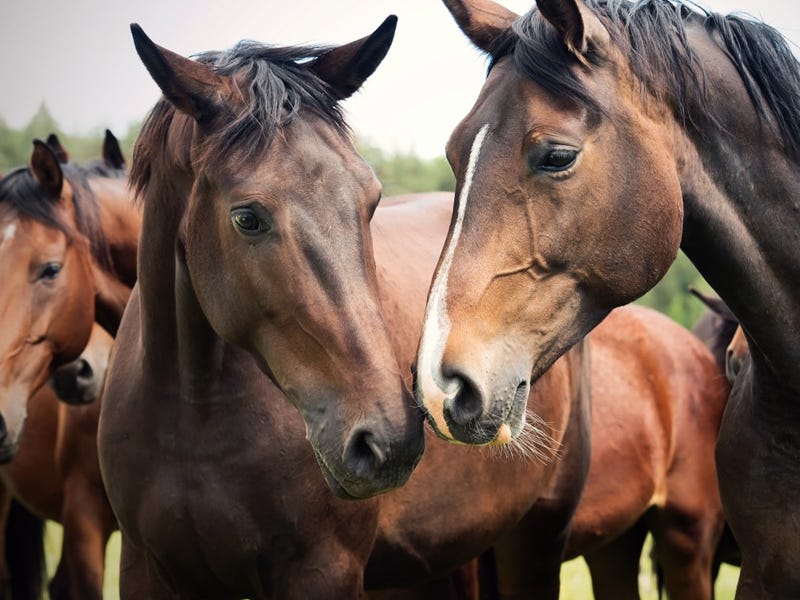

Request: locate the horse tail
(6, 499), (46, 600)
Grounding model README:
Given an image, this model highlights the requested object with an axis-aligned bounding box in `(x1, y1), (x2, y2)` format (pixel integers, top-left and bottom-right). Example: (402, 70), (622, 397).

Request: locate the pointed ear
(103, 129), (126, 170)
(537, 0), (609, 62)
(689, 287), (738, 323)
(311, 15), (398, 100)
(30, 139), (63, 198)
(46, 133), (70, 164)
(130, 23), (227, 122)
(441, 0), (518, 55)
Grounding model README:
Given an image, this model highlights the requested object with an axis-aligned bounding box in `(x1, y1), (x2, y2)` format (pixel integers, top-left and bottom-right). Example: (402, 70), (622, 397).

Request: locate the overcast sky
(1, 0), (798, 158)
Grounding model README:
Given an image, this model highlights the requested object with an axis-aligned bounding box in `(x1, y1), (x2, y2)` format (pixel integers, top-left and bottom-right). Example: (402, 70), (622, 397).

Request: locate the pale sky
(1, 0), (798, 158)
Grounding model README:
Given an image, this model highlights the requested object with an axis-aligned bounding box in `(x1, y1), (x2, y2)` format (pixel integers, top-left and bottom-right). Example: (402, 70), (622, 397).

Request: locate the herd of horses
(0, 0), (796, 598)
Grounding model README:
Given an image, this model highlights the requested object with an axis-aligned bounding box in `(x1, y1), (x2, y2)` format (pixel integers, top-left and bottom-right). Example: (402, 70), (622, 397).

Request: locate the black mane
(131, 41), (348, 196)
(495, 0), (800, 160)
(0, 163), (112, 270)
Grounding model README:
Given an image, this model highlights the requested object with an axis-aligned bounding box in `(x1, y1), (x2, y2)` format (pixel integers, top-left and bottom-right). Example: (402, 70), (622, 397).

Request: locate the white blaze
(0, 224), (16, 251)
(416, 123), (490, 437)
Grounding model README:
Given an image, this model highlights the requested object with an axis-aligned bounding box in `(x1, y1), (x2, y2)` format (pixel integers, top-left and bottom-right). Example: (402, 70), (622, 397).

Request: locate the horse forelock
(131, 41), (350, 203)
(0, 164), (113, 272)
(499, 0), (800, 160)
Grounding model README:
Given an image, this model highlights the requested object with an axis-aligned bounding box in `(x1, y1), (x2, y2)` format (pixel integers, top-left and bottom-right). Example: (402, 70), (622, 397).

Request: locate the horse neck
(137, 175), (229, 398)
(672, 48), (800, 388)
(88, 176), (142, 287)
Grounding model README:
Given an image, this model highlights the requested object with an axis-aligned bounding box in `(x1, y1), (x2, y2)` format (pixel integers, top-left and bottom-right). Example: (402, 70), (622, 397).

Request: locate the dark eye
(39, 262), (62, 281)
(539, 148), (579, 172)
(231, 207), (270, 236)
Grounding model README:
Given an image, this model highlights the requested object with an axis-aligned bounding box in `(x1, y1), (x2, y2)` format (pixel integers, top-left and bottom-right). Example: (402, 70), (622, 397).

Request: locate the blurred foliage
(0, 106), (713, 328)
(635, 251), (713, 330)
(357, 141), (456, 196)
(0, 103), (139, 172)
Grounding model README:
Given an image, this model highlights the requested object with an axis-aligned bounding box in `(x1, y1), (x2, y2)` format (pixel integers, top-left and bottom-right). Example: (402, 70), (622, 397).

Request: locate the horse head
(130, 18), (425, 498)
(0, 141), (96, 461)
(416, 0), (684, 444)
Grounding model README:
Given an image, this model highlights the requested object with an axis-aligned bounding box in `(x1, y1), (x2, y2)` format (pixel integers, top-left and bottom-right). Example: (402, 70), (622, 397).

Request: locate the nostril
(77, 358), (93, 380)
(442, 371), (484, 428)
(344, 429), (387, 479)
(0, 417), (6, 441)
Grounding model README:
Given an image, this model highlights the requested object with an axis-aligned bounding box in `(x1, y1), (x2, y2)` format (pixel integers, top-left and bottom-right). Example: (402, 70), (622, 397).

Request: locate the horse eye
(539, 148), (579, 172)
(231, 207), (268, 236)
(39, 262), (62, 281)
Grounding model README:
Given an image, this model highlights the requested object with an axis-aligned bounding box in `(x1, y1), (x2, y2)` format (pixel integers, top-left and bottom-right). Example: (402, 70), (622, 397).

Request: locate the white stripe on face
(0, 224), (16, 251)
(416, 124), (490, 438)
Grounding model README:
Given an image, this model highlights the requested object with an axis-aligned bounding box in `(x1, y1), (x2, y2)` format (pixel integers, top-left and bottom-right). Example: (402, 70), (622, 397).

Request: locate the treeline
(0, 103), (139, 171)
(0, 104), (712, 328)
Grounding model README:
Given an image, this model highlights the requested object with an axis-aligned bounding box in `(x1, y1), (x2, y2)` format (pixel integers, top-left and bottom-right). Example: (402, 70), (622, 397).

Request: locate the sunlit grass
(44, 523), (738, 599)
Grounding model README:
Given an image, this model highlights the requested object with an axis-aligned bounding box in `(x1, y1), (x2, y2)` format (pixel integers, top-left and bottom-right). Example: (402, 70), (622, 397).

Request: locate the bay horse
(0, 140), (134, 463)
(1, 324), (116, 600)
(0, 139), (140, 598)
(419, 0), (800, 594)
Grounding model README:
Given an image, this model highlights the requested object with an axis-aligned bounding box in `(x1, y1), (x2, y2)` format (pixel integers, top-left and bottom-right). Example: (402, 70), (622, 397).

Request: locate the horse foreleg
(489, 501), (574, 600)
(49, 477), (115, 600)
(648, 502), (723, 600)
(584, 518), (648, 600)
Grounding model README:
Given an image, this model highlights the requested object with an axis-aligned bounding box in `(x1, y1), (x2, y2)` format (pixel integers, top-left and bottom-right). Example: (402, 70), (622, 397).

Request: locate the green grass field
(43, 524), (739, 599)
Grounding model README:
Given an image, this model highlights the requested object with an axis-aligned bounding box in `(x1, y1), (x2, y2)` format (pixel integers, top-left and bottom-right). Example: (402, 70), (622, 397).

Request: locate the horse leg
(647, 502), (723, 600)
(118, 534), (180, 600)
(48, 479), (115, 600)
(583, 518), (648, 600)
(489, 502), (574, 600)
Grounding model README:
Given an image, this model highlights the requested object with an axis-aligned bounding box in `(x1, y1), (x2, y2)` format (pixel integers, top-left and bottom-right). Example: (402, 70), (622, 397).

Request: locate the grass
(44, 524), (739, 599)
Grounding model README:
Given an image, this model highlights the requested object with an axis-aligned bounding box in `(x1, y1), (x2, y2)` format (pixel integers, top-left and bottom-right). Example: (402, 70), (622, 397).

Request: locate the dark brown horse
(420, 0), (800, 594)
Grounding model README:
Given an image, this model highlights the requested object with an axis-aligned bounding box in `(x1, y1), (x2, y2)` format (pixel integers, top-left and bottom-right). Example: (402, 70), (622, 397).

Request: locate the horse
(0, 140), (135, 463)
(1, 324), (116, 600)
(96, 18), (598, 595)
(418, 0), (800, 594)
(0, 138), (140, 598)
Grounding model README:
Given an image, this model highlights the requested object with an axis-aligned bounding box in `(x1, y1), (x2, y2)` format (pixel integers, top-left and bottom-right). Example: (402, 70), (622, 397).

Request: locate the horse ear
(536, 0), (609, 62)
(441, 0), (518, 55)
(689, 287), (738, 323)
(311, 15), (398, 100)
(46, 133), (70, 164)
(30, 140), (63, 198)
(103, 129), (126, 170)
(130, 24), (226, 122)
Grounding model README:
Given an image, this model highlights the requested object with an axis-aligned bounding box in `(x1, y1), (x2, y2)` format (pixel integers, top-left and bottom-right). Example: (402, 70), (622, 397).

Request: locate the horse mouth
(310, 447), (361, 501)
(0, 443), (19, 465)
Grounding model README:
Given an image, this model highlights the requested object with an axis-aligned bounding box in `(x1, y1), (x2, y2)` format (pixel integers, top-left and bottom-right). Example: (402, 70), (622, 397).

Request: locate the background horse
(0, 138), (139, 598)
(420, 1), (800, 594)
(1, 324), (115, 600)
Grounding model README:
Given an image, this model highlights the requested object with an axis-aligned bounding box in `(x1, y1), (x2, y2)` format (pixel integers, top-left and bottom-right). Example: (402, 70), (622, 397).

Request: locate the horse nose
(343, 427), (388, 480)
(51, 359), (93, 403)
(441, 367), (485, 431)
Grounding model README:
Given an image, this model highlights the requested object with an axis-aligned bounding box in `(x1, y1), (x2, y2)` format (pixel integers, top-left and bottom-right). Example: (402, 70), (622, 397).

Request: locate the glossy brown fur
(570, 306), (727, 600)
(430, 1), (800, 595)
(103, 187), (590, 599)
(0, 325), (116, 600)
(0, 141), (139, 598)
